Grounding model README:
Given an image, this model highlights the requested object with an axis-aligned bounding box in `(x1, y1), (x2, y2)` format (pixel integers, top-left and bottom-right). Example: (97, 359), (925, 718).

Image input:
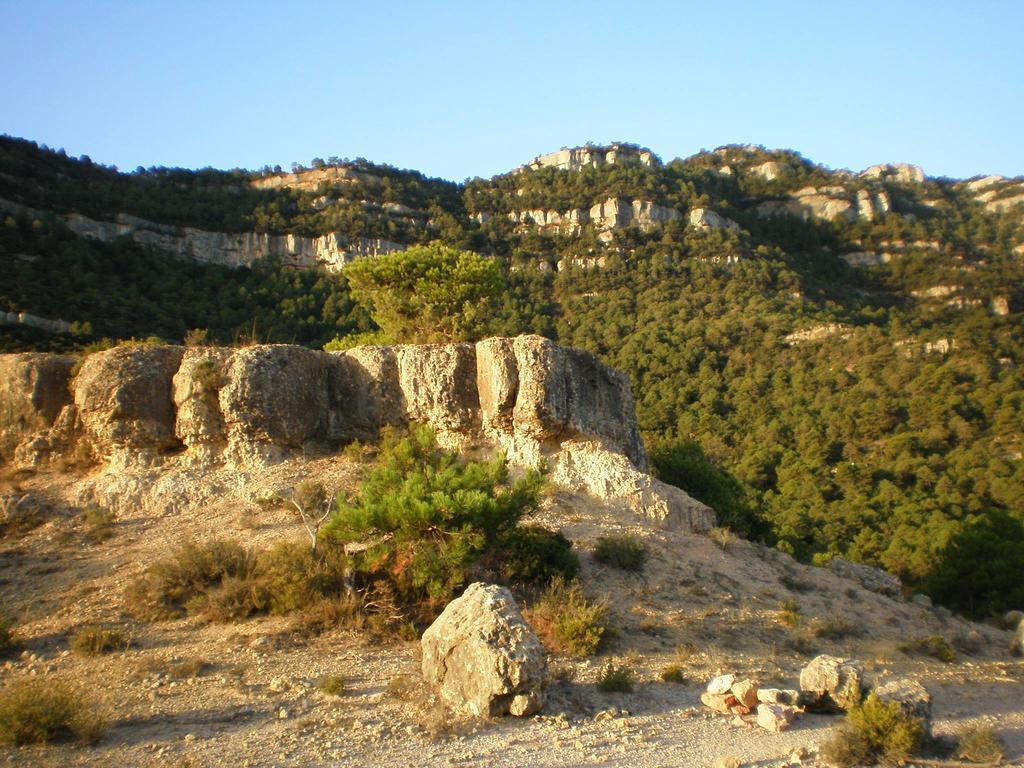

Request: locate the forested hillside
(2, 135), (1022, 615)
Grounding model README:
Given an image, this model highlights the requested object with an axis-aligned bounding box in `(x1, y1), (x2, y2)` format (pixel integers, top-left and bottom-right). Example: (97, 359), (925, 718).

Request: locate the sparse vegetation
(820, 692), (924, 767)
(593, 535), (648, 572)
(69, 625), (128, 656)
(0, 679), (106, 746)
(954, 725), (1005, 763)
(596, 663), (635, 693)
(317, 675), (346, 696)
(497, 524), (579, 585)
(899, 635), (956, 663)
(659, 664), (685, 683)
(811, 615), (860, 640)
(778, 598), (802, 627)
(0, 613), (19, 656)
(526, 577), (609, 657)
(81, 505), (116, 542)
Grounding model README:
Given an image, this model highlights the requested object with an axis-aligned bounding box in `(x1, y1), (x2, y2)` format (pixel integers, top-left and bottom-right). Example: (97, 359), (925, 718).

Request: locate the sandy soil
(1, 458), (1021, 768)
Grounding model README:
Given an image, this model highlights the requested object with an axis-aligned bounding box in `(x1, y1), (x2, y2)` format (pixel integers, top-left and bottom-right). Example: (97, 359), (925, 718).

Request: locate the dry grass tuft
(0, 679), (106, 745)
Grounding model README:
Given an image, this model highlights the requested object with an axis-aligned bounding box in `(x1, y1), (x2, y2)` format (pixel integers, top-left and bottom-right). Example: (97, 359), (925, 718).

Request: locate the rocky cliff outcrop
(0, 336), (714, 531)
(754, 185), (890, 222)
(0, 198), (404, 273)
(250, 165), (381, 191)
(517, 144), (659, 174)
(689, 207), (740, 232)
(860, 163), (926, 184)
(505, 197), (681, 240)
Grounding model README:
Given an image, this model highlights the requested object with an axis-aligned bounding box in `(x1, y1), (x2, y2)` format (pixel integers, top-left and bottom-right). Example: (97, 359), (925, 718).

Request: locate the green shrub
(497, 524), (579, 584)
(593, 535), (647, 572)
(125, 538), (262, 621)
(778, 598), (802, 627)
(317, 675), (346, 696)
(527, 577), (609, 657)
(322, 425), (543, 612)
(659, 664), (685, 683)
(596, 664), (634, 693)
(0, 613), (19, 656)
(898, 635), (956, 663)
(69, 625), (128, 656)
(955, 725), (1005, 763)
(81, 506), (116, 542)
(0, 679), (106, 745)
(821, 692), (923, 767)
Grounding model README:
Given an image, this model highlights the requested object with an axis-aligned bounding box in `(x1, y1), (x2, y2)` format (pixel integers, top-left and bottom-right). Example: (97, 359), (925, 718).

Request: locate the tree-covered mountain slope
(2, 135), (1022, 614)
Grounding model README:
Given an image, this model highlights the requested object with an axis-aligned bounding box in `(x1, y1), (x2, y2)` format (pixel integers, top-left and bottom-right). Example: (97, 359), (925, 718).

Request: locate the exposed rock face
(874, 679), (932, 732)
(551, 440), (715, 531)
(799, 655), (864, 712)
(783, 324), (852, 345)
(0, 198), (404, 273)
(826, 557), (902, 598)
(0, 354), (75, 459)
(421, 583), (546, 718)
(74, 345), (185, 466)
(508, 197), (681, 238)
(688, 207), (740, 232)
(219, 345), (331, 467)
(750, 161), (791, 181)
(518, 144), (659, 173)
(755, 186), (890, 222)
(1, 337), (714, 531)
(860, 163), (926, 184)
(250, 165), (381, 191)
(172, 348), (233, 464)
(396, 343), (480, 450)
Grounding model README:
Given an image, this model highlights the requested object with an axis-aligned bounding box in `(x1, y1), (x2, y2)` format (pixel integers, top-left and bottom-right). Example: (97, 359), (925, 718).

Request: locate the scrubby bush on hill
(0, 679), (106, 746)
(322, 425), (569, 613)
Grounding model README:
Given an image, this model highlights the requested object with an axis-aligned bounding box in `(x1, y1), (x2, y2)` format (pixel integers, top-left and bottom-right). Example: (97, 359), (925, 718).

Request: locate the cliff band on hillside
(0, 336), (715, 532)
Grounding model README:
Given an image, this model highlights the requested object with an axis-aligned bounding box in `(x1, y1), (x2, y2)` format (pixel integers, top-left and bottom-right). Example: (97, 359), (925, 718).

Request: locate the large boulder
(874, 678), (932, 733)
(421, 583), (546, 718)
(0, 353), (75, 460)
(826, 557), (902, 599)
(799, 655), (865, 712)
(73, 345), (184, 465)
(219, 345), (330, 466)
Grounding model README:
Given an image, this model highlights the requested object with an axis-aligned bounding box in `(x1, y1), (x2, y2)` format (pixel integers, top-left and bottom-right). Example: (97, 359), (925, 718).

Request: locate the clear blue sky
(2, 1), (1022, 182)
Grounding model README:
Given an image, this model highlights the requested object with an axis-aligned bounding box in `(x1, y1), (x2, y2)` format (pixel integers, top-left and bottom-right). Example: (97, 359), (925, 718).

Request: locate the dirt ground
(1, 457), (1021, 767)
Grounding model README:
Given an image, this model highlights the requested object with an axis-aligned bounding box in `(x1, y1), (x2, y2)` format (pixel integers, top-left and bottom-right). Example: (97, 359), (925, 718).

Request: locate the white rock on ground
(799, 655), (864, 712)
(421, 582), (546, 718)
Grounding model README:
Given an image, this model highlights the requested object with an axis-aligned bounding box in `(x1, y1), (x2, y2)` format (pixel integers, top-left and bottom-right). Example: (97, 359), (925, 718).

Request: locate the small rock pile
(700, 674), (801, 732)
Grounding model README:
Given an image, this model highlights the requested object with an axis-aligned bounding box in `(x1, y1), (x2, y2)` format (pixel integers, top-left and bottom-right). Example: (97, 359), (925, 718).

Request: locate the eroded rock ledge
(0, 336), (714, 531)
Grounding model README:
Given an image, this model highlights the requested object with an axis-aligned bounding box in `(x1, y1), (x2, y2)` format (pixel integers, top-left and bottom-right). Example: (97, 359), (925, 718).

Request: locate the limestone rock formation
(826, 557), (902, 599)
(518, 144), (659, 174)
(219, 345), (332, 466)
(0, 353), (75, 459)
(508, 197), (681, 238)
(421, 583), (546, 718)
(250, 165), (381, 191)
(755, 186), (890, 223)
(0, 336), (715, 531)
(860, 163), (926, 184)
(688, 207), (740, 232)
(74, 345), (185, 467)
(874, 678), (932, 732)
(750, 161), (791, 181)
(172, 348), (233, 463)
(0, 198), (404, 273)
(799, 655), (864, 712)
